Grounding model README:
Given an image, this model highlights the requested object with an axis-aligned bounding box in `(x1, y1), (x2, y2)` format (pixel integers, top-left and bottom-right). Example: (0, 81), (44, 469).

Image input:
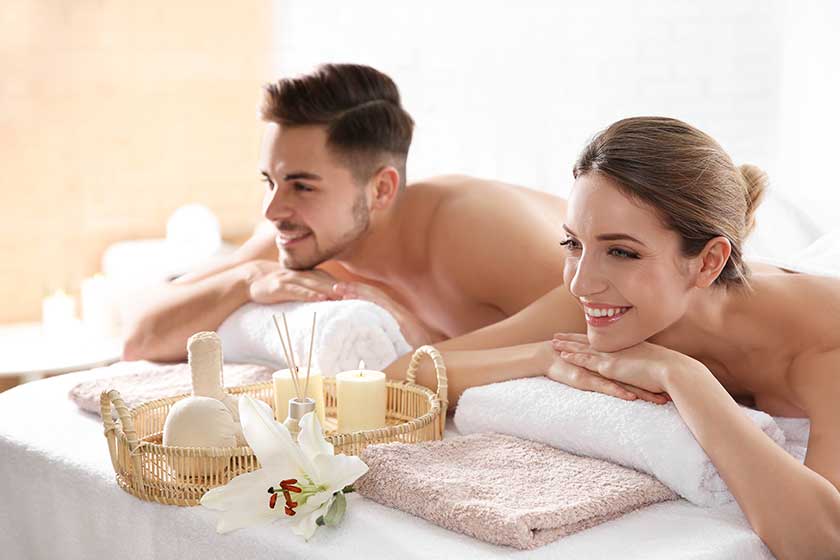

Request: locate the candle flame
(358, 360), (366, 370)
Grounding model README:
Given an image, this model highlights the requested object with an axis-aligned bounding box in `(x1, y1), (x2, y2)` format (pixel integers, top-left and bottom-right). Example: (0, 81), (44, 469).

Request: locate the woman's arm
(665, 359), (840, 559)
(385, 341), (552, 408)
(384, 286), (666, 406)
(383, 286), (576, 407)
(551, 335), (840, 558)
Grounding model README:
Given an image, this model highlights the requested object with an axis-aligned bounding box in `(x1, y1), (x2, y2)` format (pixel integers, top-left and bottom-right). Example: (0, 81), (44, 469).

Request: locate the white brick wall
(270, 0), (838, 229)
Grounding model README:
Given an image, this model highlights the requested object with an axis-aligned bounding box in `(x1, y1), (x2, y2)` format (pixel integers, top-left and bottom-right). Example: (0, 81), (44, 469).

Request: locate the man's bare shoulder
(413, 175), (569, 310)
(417, 175), (566, 242)
(410, 174), (564, 203)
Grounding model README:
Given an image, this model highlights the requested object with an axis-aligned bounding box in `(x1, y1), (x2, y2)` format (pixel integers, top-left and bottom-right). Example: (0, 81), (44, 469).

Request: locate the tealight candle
(272, 368), (326, 426)
(336, 361), (387, 433)
(42, 289), (77, 337)
(81, 274), (119, 337)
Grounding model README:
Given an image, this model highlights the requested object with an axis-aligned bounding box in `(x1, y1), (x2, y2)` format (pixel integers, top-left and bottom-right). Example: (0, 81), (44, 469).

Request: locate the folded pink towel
(68, 360), (273, 415)
(356, 432), (678, 550)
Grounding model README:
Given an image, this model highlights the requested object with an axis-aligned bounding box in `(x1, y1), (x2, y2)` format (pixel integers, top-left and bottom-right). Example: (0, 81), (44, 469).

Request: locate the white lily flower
(200, 394), (369, 540)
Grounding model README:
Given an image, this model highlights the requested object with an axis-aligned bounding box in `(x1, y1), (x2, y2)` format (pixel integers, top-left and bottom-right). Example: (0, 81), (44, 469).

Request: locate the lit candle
(41, 290), (77, 336)
(81, 274), (119, 337)
(336, 360), (387, 433)
(272, 369), (326, 426)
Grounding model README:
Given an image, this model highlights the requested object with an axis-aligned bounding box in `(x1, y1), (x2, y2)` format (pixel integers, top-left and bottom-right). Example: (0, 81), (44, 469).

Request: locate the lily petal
(297, 411), (334, 471)
(290, 498), (332, 541)
(199, 468), (283, 533)
(238, 394), (317, 476)
(292, 488), (333, 517)
(311, 453), (369, 493)
(215, 505), (278, 534)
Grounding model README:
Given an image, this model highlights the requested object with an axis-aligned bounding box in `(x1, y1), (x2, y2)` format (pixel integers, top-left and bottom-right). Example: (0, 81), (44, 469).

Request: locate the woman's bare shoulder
(751, 272), (840, 313)
(746, 273), (840, 358)
(760, 274), (840, 411)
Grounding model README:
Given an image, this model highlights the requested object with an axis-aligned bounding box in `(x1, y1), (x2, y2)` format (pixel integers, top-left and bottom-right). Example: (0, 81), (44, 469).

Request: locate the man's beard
(281, 190), (371, 270)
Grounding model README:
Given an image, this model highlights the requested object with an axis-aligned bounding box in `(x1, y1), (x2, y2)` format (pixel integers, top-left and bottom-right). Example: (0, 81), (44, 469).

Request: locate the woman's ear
(369, 166), (401, 210)
(694, 236), (732, 288)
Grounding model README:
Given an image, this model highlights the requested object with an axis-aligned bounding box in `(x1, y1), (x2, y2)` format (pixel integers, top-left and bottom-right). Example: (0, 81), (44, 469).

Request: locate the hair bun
(738, 164), (768, 236)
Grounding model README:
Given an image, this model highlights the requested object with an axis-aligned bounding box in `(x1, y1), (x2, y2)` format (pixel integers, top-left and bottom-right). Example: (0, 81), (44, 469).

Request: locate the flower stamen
(267, 475), (329, 518)
(280, 479), (302, 493)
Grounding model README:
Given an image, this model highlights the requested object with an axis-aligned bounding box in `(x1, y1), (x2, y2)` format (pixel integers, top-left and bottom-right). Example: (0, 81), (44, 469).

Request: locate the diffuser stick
(281, 313), (302, 396)
(272, 314), (301, 399)
(303, 312), (317, 399)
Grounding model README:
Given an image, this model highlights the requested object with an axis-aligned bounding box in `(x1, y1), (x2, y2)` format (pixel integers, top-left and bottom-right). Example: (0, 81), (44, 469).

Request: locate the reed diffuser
(271, 312), (318, 438)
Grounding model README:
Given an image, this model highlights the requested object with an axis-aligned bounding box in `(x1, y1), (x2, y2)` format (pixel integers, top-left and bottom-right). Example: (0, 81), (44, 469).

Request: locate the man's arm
(121, 223), (339, 362)
(121, 264), (256, 362)
(121, 224), (278, 362)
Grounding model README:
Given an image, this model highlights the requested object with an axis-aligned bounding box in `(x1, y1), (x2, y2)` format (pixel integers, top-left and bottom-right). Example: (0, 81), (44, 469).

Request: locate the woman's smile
(582, 303), (633, 327)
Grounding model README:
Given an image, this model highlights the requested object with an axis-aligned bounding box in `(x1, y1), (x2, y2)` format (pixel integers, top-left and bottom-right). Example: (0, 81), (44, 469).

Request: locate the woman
(381, 117), (840, 558)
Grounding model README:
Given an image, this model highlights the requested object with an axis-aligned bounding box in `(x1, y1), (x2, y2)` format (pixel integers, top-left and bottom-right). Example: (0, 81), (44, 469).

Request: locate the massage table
(0, 369), (774, 559)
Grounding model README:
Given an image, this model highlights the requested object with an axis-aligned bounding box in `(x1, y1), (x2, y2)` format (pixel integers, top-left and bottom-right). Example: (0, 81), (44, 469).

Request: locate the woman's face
(562, 172), (696, 352)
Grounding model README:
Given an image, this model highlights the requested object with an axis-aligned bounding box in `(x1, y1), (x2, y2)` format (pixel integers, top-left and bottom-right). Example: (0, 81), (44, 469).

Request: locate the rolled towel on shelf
(453, 377), (787, 507)
(217, 300), (411, 376)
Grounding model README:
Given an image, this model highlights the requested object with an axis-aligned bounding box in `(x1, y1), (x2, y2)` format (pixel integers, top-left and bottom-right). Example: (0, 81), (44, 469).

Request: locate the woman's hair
(573, 116), (768, 287)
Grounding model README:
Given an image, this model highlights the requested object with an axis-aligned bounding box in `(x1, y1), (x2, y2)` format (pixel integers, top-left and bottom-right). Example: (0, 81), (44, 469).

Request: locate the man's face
(259, 123), (371, 270)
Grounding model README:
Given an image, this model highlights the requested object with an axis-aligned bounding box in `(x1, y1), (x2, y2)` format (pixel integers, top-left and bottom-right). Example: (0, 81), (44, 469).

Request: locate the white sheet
(0, 370), (775, 559)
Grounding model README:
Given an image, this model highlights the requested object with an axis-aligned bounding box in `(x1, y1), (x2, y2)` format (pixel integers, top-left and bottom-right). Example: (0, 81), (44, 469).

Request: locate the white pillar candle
(42, 290), (77, 337)
(336, 361), (387, 433)
(81, 274), (119, 337)
(272, 369), (326, 426)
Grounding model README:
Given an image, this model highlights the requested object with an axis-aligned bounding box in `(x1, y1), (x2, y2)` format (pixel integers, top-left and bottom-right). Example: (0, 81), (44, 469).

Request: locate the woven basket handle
(405, 345), (448, 408)
(100, 389), (141, 469)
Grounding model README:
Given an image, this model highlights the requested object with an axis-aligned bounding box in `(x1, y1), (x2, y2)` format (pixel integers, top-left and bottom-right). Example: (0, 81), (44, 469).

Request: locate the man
(122, 63), (585, 363)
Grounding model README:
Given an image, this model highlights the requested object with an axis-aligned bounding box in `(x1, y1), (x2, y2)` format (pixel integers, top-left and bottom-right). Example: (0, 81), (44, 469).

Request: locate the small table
(0, 321), (123, 384)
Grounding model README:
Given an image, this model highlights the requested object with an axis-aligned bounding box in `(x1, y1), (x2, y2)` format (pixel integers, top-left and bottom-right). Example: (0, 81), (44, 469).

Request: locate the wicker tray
(101, 345), (447, 506)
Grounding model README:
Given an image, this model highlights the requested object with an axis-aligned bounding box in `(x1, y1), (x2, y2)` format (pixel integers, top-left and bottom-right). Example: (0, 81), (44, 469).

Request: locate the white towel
(217, 300), (411, 376)
(453, 377), (787, 507)
(748, 228), (840, 277)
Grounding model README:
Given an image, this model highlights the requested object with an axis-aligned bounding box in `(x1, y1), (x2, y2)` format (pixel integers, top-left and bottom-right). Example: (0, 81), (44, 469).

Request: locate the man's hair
(260, 64), (414, 189)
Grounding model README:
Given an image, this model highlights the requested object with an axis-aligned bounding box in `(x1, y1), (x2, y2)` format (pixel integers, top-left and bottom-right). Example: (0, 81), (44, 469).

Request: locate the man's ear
(369, 166), (400, 210)
(693, 236), (732, 288)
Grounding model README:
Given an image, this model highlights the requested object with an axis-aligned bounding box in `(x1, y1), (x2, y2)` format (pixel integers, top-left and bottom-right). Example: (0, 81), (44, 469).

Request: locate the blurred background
(1, 0), (837, 387)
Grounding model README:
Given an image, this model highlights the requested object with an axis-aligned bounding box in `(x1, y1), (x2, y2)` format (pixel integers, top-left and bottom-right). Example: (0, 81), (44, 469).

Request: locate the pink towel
(356, 432), (678, 550)
(68, 360), (273, 415)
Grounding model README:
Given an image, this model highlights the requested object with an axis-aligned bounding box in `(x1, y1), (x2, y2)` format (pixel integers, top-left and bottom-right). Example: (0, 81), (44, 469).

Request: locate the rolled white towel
(217, 300), (411, 376)
(453, 376), (786, 507)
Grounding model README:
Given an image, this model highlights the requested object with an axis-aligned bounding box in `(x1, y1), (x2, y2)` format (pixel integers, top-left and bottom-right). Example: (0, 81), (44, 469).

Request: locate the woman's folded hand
(543, 335), (670, 405)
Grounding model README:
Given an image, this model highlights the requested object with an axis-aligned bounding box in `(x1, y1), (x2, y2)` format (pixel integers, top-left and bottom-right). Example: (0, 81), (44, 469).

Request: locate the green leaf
(342, 485), (356, 494)
(323, 492), (347, 526)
